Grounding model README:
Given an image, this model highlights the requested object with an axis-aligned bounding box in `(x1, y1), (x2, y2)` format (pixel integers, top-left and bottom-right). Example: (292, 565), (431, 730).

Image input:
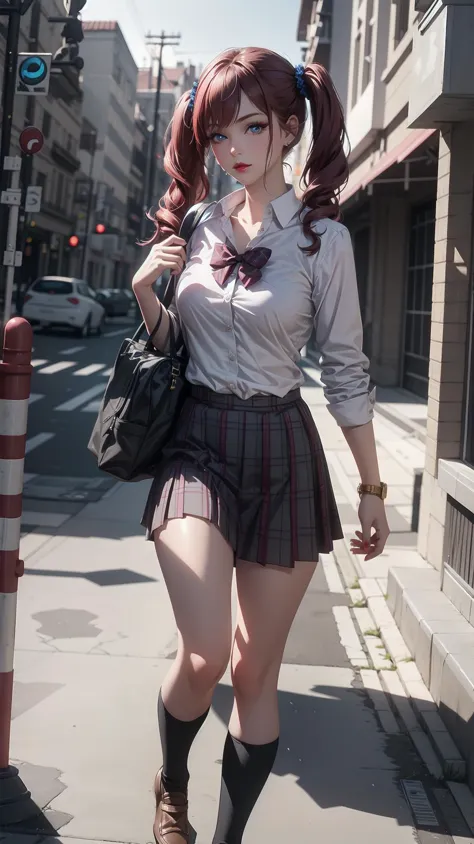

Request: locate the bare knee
(231, 651), (278, 703)
(182, 648), (229, 695)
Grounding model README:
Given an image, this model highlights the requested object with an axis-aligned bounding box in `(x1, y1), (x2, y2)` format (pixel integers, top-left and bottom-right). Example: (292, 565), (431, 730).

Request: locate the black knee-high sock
(211, 733), (279, 844)
(158, 689), (209, 793)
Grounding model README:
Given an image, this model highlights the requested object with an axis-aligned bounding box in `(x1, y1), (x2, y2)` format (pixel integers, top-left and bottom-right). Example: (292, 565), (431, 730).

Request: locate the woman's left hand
(350, 494), (390, 561)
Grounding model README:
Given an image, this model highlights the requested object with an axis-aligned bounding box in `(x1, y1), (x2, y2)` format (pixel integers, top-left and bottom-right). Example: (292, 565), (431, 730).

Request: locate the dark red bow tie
(210, 242), (272, 288)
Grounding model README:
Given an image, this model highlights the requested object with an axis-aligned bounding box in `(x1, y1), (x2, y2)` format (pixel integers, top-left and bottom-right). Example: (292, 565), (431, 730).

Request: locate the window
(351, 24), (362, 107)
(32, 279), (73, 295)
(42, 110), (51, 139)
(394, 0), (410, 47)
(362, 0), (374, 91)
(56, 172), (64, 209)
(403, 202), (435, 398)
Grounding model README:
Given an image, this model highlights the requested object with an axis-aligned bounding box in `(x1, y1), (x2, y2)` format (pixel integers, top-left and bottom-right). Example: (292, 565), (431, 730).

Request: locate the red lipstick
(234, 163), (251, 172)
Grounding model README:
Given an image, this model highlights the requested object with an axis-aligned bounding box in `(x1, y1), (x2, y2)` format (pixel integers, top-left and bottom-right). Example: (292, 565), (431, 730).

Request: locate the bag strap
(134, 200), (216, 345)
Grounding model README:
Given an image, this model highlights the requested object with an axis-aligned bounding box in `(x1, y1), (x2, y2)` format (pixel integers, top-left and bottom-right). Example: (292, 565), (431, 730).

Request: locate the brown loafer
(153, 769), (189, 844)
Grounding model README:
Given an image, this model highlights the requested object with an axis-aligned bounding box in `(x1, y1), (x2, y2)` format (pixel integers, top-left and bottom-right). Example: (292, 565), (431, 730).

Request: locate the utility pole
(79, 127), (97, 277)
(141, 30), (180, 239)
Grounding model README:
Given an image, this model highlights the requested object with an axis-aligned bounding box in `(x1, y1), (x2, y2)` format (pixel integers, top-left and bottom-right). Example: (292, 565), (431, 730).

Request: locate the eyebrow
(234, 112), (265, 124)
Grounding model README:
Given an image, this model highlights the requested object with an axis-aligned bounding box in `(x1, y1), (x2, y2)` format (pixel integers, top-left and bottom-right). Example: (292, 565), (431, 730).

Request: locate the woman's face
(208, 92), (298, 186)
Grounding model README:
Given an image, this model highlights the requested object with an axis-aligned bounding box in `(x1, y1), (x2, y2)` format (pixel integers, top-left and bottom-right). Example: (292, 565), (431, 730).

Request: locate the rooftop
(82, 20), (118, 31)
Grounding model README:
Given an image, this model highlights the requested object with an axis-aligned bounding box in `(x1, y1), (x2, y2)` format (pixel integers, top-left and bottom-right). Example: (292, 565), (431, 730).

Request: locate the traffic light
(50, 0), (86, 69)
(68, 234), (81, 248)
(95, 223), (106, 234)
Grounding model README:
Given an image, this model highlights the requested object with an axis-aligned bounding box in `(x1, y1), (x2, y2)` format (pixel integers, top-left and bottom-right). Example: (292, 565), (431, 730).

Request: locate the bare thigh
(229, 558), (317, 741)
(154, 516), (235, 717)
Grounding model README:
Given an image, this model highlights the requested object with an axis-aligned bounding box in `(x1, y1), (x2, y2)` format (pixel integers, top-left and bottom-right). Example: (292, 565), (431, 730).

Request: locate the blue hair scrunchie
(188, 79), (199, 113)
(295, 63), (309, 99)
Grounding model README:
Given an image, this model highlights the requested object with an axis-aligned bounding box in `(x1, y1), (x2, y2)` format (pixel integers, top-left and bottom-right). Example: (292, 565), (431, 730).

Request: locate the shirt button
(229, 352), (235, 361)
(229, 382), (236, 390)
(225, 323), (232, 331)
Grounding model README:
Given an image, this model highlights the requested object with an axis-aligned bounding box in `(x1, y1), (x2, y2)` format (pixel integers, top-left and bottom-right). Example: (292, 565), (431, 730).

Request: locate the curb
(330, 541), (467, 785)
(357, 575), (466, 782)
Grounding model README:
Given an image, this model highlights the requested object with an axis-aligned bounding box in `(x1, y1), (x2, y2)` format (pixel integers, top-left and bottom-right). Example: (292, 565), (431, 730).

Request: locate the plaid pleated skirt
(141, 384), (344, 568)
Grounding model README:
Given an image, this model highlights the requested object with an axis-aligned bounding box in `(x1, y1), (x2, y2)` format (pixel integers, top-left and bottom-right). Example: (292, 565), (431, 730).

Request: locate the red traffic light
(95, 223), (106, 234)
(69, 234), (80, 247)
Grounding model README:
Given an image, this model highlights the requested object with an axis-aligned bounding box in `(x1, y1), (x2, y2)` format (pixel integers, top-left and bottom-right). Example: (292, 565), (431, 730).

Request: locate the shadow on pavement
(211, 680), (427, 828)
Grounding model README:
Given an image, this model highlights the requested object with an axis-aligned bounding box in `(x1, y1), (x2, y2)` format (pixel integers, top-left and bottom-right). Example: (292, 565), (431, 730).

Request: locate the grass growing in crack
(364, 627), (381, 638)
(401, 657), (414, 662)
(350, 577), (360, 590)
(352, 599), (367, 608)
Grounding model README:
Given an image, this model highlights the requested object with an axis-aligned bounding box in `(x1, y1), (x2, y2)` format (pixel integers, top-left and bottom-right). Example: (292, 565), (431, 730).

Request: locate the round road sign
(20, 127), (45, 155)
(18, 55), (48, 86)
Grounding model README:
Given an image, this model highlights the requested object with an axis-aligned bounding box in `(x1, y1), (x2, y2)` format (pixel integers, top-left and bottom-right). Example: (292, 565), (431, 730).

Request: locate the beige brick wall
(418, 123), (474, 567)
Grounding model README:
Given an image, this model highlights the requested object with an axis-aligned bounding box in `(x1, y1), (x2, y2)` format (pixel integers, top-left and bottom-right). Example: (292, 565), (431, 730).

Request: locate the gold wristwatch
(357, 482), (388, 501)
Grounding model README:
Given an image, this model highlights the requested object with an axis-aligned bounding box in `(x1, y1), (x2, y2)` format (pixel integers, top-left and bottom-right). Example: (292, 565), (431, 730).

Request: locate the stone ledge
(387, 566), (472, 784)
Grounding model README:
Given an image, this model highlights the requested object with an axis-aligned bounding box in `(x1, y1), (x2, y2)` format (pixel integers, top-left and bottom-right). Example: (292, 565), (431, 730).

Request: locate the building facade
(0, 0), (83, 293)
(77, 21), (137, 288)
(298, 0), (474, 785)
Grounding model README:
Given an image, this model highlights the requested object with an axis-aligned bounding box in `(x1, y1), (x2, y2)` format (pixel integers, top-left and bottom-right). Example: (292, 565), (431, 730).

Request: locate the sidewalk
(3, 362), (436, 843)
(304, 346), (428, 445)
(300, 357), (430, 592)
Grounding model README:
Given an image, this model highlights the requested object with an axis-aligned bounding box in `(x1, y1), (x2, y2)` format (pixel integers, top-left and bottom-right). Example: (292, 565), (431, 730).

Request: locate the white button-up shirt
(168, 184), (375, 428)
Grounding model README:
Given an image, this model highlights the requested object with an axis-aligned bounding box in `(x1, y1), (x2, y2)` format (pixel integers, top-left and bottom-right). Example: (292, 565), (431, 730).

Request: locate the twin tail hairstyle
(148, 46), (349, 257)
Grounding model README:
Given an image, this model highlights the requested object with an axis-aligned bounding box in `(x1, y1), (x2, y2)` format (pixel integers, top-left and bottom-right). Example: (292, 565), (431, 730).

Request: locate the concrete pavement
(3, 360), (470, 843)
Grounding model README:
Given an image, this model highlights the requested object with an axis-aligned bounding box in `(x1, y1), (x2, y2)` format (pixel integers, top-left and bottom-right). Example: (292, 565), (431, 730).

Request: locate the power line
(140, 30), (181, 239)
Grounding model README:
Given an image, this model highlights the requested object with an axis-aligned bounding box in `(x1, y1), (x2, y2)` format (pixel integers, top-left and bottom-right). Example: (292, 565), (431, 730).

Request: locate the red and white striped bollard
(0, 316), (37, 823)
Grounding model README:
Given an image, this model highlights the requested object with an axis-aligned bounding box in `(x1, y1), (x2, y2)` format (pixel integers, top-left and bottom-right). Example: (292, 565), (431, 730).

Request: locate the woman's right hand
(132, 235), (187, 289)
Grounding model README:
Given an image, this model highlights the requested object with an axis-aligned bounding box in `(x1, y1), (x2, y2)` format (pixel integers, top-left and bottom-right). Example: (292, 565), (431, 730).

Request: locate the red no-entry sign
(19, 127), (44, 155)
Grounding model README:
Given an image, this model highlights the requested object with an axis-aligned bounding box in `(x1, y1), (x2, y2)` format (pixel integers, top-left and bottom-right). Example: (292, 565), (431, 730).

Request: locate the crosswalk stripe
(81, 399), (102, 413)
(25, 432), (55, 454)
(37, 361), (77, 375)
(61, 346), (86, 355)
(31, 359), (48, 368)
(74, 363), (107, 376)
(101, 368), (113, 377)
(55, 383), (105, 412)
(29, 393), (44, 405)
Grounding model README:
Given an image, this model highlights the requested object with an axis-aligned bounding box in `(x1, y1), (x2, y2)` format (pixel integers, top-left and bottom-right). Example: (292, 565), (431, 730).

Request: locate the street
(3, 330), (473, 843)
(20, 317), (137, 539)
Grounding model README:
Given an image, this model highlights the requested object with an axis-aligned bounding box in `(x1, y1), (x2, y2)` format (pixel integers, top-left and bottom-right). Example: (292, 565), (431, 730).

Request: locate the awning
(340, 127), (437, 204)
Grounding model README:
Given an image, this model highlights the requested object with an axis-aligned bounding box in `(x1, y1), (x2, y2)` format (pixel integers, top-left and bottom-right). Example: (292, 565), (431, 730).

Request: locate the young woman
(133, 47), (390, 844)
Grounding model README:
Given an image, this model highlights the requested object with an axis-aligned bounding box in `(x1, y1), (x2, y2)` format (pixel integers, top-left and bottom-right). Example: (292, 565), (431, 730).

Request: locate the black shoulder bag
(87, 201), (215, 482)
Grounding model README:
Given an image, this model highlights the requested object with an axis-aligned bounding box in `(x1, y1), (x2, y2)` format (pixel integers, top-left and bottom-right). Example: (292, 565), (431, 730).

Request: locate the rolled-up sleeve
(312, 227), (376, 427)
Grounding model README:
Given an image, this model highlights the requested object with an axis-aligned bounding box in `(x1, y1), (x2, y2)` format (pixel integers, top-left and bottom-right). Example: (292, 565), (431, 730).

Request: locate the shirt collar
(215, 184), (301, 229)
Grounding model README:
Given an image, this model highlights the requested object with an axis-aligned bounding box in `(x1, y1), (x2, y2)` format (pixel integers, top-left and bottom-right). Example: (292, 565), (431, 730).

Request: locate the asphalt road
(20, 315), (139, 536)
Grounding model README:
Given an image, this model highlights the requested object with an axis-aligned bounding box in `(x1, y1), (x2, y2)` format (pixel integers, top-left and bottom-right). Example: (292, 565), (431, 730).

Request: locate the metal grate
(444, 496), (474, 589)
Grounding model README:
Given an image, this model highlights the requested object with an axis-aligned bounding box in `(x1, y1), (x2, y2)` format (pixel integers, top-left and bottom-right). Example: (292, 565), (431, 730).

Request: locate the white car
(23, 276), (106, 338)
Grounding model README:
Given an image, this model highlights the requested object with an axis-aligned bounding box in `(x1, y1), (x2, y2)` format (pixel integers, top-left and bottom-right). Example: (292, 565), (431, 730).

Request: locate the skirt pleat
(141, 385), (343, 568)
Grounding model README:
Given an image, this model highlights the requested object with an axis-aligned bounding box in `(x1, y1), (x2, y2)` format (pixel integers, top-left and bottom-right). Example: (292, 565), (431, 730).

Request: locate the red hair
(148, 47), (348, 256)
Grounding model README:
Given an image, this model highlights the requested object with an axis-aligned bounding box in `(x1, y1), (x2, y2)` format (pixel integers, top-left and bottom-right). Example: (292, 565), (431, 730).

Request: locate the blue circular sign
(19, 56), (48, 86)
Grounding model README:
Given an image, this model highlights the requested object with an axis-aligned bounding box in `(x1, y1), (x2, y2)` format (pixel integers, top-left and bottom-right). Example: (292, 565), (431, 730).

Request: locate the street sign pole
(0, 0), (22, 283)
(2, 159), (23, 327)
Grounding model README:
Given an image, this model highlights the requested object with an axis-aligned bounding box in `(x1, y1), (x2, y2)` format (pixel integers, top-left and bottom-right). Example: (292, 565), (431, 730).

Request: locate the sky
(82, 0), (305, 72)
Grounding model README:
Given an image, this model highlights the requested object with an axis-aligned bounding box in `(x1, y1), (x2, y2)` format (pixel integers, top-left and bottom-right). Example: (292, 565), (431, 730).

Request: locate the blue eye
(248, 123), (267, 134)
(210, 132), (227, 143)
